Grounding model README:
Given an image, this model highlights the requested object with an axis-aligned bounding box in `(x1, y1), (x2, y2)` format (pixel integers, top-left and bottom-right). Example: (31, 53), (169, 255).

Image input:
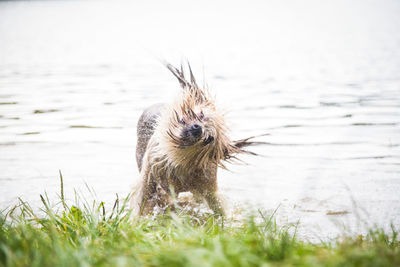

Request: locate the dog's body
(131, 63), (258, 216)
(136, 103), (165, 172)
(134, 102), (223, 215)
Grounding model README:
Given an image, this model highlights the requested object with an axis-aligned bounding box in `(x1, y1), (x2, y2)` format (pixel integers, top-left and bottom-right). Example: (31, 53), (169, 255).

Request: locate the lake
(1, 0), (399, 241)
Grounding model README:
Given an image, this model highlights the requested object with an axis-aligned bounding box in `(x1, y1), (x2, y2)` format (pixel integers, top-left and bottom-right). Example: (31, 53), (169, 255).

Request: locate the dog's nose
(192, 124), (201, 130)
(190, 124), (202, 138)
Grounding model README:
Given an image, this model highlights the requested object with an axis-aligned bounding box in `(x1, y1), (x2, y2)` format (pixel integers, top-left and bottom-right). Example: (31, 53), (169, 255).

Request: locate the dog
(131, 62), (260, 216)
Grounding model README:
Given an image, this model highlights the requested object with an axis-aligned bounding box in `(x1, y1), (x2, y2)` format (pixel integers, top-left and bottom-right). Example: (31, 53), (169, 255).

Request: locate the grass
(0, 174), (399, 266)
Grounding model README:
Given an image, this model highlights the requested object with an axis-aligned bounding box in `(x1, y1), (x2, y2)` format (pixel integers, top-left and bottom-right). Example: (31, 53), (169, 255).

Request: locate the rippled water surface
(1, 0), (399, 240)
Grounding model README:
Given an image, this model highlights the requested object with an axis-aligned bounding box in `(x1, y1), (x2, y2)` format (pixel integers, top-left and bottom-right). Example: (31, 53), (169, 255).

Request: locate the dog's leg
(138, 166), (172, 215)
(137, 183), (171, 215)
(204, 191), (225, 216)
(136, 178), (155, 215)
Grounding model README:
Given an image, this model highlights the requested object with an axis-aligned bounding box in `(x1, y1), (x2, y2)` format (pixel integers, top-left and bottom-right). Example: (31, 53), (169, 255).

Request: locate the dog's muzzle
(189, 124), (202, 138)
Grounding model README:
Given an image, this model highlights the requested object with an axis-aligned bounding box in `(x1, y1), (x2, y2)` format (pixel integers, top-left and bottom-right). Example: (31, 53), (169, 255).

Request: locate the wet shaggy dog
(131, 63), (258, 216)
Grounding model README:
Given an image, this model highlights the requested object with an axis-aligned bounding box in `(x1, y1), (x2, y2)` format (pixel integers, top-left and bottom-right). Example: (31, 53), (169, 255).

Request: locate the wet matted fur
(131, 62), (261, 216)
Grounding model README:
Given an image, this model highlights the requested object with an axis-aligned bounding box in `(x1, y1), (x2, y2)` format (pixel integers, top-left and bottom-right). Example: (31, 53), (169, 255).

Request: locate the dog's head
(158, 63), (238, 168)
(168, 89), (223, 149)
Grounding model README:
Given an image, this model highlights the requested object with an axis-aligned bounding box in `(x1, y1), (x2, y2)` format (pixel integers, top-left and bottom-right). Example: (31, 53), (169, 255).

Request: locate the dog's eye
(179, 118), (186, 125)
(199, 111), (205, 120)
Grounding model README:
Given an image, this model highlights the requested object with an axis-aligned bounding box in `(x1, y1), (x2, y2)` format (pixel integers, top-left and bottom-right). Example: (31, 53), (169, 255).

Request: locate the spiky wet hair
(155, 62), (260, 170)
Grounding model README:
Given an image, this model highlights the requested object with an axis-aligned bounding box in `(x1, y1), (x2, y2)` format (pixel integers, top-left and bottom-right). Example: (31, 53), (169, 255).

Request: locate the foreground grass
(0, 179), (399, 266)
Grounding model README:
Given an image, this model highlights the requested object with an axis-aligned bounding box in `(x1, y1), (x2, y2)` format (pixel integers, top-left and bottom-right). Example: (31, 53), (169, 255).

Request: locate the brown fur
(131, 62), (260, 216)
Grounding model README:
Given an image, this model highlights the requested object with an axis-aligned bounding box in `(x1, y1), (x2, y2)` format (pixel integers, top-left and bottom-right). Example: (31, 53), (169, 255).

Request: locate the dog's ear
(165, 61), (207, 104)
(165, 62), (190, 89)
(187, 62), (198, 89)
(227, 133), (270, 159)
